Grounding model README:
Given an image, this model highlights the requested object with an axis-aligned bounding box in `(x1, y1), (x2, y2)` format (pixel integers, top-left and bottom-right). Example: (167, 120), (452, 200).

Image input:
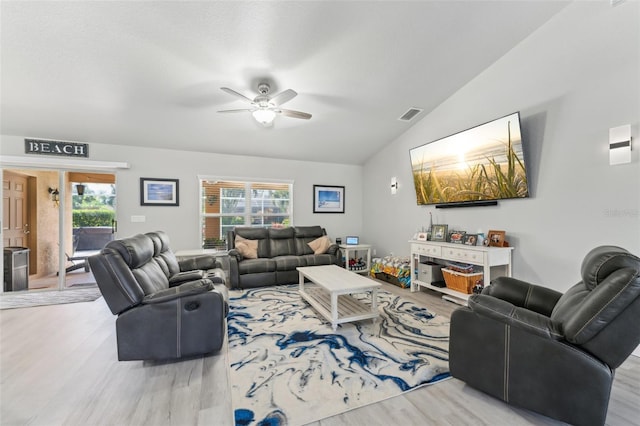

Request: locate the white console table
(409, 240), (513, 303)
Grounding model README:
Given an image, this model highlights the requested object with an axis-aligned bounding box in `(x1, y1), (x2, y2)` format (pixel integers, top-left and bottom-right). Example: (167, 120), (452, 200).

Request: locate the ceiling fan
(218, 83), (312, 127)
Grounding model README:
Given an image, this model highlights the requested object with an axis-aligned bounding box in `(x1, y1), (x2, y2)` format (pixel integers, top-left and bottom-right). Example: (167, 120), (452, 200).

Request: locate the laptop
(345, 236), (359, 245)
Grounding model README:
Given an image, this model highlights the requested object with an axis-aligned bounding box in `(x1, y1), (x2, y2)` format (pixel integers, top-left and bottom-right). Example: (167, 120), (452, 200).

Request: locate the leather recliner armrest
(178, 255), (220, 272)
(468, 294), (564, 340)
(169, 270), (206, 286)
(326, 244), (339, 256)
(484, 276), (563, 316)
(142, 279), (214, 304)
(228, 249), (243, 262)
(227, 250), (241, 289)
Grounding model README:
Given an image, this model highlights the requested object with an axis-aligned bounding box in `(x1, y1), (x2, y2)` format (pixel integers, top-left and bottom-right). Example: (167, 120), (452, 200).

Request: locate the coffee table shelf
(297, 265), (381, 331)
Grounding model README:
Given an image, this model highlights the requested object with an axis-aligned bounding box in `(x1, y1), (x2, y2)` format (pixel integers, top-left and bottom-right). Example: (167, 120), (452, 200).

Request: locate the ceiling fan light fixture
(252, 109), (277, 126)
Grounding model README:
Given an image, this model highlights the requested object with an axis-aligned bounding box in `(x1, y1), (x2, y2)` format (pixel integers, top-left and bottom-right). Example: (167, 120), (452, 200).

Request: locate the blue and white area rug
(228, 285), (450, 426)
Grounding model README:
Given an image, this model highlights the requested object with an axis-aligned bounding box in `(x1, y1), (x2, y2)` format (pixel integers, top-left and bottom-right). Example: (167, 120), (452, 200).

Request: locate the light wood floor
(1, 282), (638, 426)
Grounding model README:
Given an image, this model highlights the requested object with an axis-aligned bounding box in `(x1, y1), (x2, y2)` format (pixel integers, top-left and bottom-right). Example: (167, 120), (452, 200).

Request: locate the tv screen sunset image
(410, 112), (529, 205)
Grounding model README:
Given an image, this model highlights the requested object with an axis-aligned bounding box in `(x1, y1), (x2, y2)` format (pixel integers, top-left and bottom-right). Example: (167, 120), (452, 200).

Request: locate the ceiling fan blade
(278, 108), (312, 120)
(270, 89), (297, 106)
(220, 87), (254, 104)
(217, 108), (254, 113)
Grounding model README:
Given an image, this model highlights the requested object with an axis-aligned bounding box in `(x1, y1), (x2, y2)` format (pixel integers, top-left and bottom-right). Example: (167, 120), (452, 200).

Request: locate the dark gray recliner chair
(89, 233), (228, 361)
(450, 245), (640, 426)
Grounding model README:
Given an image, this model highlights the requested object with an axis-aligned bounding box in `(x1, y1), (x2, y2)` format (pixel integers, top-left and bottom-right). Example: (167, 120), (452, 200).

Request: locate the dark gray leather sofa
(89, 231), (228, 361)
(226, 226), (340, 289)
(449, 245), (640, 426)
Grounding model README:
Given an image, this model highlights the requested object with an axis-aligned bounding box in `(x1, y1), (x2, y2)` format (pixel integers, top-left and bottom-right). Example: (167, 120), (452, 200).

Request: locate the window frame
(198, 176), (294, 249)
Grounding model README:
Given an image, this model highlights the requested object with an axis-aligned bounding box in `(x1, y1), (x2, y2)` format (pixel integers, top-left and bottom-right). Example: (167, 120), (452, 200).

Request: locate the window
(200, 178), (293, 249)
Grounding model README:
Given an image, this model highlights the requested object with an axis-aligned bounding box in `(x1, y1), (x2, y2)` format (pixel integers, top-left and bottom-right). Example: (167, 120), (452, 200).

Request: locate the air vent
(398, 107), (423, 122)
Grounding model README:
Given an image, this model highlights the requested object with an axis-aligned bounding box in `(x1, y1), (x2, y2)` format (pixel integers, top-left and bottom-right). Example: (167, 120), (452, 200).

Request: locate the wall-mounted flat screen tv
(409, 112), (529, 206)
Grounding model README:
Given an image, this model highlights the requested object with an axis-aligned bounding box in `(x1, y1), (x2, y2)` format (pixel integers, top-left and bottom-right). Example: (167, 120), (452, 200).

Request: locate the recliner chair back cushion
(104, 234), (170, 295)
(89, 248), (146, 315)
(269, 227), (296, 257)
(146, 231), (181, 277)
(550, 246), (640, 364)
(580, 245), (639, 290)
(233, 227), (270, 258)
(294, 226), (326, 255)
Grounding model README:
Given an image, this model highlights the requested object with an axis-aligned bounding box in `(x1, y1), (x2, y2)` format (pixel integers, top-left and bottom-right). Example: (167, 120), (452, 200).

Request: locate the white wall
(363, 1), (640, 291)
(1, 136), (364, 252)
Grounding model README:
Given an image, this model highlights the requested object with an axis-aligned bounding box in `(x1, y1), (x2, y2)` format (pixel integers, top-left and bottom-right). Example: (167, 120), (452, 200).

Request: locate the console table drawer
(442, 247), (483, 263)
(411, 244), (441, 257)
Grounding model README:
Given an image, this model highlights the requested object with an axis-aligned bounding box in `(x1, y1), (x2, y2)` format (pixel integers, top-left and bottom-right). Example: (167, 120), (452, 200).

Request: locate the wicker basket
(441, 268), (483, 294)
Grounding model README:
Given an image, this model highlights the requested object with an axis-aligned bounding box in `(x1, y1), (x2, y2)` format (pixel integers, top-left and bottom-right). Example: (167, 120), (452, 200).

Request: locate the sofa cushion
(238, 258), (277, 274)
(105, 234), (154, 269)
(146, 231), (181, 277)
(274, 255), (307, 271)
(302, 254), (337, 266)
(294, 226), (325, 255)
(308, 236), (332, 254)
(235, 236), (258, 259)
(269, 227), (296, 257)
(234, 227), (270, 258)
(103, 234), (171, 295)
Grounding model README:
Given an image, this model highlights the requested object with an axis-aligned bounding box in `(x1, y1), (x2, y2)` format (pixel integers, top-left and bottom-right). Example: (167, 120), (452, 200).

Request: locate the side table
(338, 243), (372, 274)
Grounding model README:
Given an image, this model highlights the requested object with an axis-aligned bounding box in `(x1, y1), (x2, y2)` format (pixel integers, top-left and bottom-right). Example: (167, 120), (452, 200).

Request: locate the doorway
(2, 169), (116, 292)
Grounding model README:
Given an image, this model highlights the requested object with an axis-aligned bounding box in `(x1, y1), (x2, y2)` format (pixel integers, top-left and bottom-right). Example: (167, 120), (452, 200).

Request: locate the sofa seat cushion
(238, 258), (277, 275)
(302, 254), (336, 266)
(274, 255), (307, 271)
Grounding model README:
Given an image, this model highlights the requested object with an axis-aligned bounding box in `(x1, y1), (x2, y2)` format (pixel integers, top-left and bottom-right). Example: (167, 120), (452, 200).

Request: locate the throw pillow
(308, 236), (332, 254)
(235, 236), (258, 259)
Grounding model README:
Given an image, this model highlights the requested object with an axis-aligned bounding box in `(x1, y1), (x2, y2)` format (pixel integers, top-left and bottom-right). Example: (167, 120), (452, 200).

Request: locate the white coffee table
(297, 264), (382, 331)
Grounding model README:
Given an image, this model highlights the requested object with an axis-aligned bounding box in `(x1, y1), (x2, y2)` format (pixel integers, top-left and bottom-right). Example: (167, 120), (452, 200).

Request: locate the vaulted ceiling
(0, 1), (569, 165)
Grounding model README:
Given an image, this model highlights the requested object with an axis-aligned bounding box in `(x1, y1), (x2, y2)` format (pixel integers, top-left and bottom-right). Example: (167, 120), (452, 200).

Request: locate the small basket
(441, 268), (483, 294)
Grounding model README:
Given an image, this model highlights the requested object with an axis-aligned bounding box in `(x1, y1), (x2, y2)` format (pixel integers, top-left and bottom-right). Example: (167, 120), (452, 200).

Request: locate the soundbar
(435, 200), (498, 209)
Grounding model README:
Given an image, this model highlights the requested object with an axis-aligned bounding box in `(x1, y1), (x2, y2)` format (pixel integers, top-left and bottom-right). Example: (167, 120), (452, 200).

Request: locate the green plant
(203, 237), (227, 249)
(73, 209), (115, 228)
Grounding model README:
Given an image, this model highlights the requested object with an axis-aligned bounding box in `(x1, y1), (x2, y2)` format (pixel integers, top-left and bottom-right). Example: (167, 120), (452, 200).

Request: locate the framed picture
(431, 224), (448, 242)
(140, 178), (179, 206)
(416, 232), (428, 241)
(488, 230), (506, 247)
(449, 230), (466, 244)
(463, 234), (478, 246)
(313, 185), (345, 213)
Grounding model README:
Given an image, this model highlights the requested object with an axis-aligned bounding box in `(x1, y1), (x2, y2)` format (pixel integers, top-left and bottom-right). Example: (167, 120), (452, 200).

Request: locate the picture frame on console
(463, 234), (478, 246)
(488, 230), (506, 247)
(449, 231), (466, 244)
(313, 185), (345, 213)
(431, 224), (448, 242)
(140, 177), (179, 206)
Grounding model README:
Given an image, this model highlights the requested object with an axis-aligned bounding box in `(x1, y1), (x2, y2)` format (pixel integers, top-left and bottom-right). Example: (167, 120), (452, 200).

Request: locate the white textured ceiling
(0, 1), (569, 165)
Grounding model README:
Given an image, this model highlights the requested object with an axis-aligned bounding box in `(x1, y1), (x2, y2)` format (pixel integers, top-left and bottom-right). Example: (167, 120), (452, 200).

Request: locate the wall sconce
(48, 187), (59, 207)
(76, 183), (86, 196)
(609, 124), (632, 165)
(390, 177), (398, 195)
